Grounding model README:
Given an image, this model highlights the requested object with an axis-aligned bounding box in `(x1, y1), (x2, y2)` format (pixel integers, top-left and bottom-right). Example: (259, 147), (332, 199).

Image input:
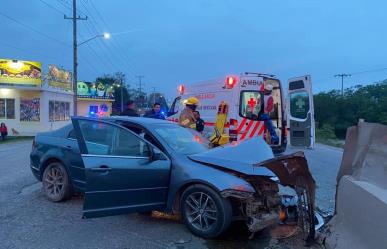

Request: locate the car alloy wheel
(42, 162), (72, 202)
(180, 184), (232, 238)
(185, 192), (218, 232)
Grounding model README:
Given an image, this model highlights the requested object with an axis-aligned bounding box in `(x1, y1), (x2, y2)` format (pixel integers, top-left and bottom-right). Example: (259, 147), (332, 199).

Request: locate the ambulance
(167, 72), (315, 154)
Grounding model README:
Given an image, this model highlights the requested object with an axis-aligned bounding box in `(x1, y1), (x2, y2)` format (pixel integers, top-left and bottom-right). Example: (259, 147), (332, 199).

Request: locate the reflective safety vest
(179, 107), (196, 129)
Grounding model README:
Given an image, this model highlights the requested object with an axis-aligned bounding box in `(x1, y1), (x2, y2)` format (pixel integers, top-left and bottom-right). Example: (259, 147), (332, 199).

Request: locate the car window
(154, 124), (209, 155)
(68, 129), (76, 139)
(78, 120), (149, 157)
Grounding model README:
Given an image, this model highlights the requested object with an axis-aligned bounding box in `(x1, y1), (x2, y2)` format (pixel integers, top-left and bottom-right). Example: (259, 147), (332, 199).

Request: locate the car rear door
(287, 75), (315, 148)
(71, 117), (171, 218)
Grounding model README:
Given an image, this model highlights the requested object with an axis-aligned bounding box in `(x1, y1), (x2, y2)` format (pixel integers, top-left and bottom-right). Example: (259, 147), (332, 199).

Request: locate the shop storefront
(0, 59), (73, 135)
(76, 81), (114, 117)
(0, 59), (115, 136)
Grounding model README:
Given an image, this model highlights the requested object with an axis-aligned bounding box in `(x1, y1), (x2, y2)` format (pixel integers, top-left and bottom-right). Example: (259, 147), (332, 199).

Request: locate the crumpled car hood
(188, 137), (276, 176)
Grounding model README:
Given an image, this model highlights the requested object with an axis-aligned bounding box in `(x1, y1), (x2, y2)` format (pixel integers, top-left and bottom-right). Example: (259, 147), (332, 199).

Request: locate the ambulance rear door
(287, 75), (315, 149)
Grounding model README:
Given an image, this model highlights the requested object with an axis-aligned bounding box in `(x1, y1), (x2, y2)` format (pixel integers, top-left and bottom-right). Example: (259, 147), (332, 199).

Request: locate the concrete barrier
(324, 122), (387, 249)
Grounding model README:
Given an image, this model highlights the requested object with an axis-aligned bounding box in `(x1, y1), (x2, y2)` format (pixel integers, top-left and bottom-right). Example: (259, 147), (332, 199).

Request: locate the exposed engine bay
(220, 152), (318, 242)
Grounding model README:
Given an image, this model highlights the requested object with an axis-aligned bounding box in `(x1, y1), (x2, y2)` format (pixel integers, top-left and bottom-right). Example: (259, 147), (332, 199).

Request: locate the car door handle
(90, 165), (112, 172)
(62, 145), (73, 150)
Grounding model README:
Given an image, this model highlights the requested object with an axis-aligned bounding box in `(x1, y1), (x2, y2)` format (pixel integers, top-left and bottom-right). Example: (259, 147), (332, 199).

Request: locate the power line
(38, 0), (66, 15)
(80, 1), (136, 75)
(56, 0), (87, 16)
(80, 0), (138, 82)
(0, 11), (69, 46)
(350, 67), (387, 76)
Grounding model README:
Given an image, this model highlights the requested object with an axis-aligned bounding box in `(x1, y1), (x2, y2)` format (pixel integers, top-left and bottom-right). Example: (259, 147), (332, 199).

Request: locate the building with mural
(0, 58), (114, 136)
(0, 59), (74, 135)
(76, 81), (114, 117)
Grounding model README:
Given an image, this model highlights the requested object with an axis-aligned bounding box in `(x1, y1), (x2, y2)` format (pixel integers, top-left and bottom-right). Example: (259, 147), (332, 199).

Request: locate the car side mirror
(149, 146), (166, 161)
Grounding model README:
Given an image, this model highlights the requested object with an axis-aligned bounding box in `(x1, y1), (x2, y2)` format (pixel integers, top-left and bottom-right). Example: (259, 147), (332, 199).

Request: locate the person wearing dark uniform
(120, 100), (139, 117)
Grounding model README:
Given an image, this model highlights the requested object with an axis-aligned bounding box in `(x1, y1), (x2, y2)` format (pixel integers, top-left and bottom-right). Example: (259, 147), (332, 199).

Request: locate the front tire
(180, 184), (232, 238)
(42, 162), (72, 202)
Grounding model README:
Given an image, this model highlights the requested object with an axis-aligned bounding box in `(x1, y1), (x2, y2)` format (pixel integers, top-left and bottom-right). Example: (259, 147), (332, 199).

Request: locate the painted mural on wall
(49, 101), (70, 122)
(20, 98), (40, 122)
(48, 65), (72, 91)
(0, 59), (42, 86)
(77, 81), (114, 99)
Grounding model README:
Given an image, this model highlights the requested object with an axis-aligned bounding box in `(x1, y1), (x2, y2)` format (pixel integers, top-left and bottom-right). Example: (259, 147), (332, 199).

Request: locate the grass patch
(316, 137), (345, 148)
(0, 136), (34, 144)
(316, 124), (345, 148)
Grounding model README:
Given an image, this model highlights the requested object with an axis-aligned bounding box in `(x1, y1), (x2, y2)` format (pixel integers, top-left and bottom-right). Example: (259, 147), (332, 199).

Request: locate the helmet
(185, 97), (199, 105)
(264, 84), (273, 91)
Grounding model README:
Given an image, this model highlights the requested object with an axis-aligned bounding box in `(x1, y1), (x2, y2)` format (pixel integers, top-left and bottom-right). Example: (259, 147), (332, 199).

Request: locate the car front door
(71, 117), (171, 218)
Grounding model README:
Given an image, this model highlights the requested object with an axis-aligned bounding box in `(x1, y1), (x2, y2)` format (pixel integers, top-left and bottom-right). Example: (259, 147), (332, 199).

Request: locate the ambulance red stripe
(249, 121), (261, 138)
(240, 120), (254, 140)
(258, 124), (265, 135)
(236, 118), (247, 133)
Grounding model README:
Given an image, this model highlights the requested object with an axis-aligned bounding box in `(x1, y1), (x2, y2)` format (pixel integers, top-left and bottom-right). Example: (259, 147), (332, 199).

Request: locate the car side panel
(32, 135), (85, 192)
(165, 156), (256, 212)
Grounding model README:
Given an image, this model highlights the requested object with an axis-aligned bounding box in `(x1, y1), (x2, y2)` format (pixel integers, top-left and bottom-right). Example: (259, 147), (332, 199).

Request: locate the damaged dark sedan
(30, 116), (319, 239)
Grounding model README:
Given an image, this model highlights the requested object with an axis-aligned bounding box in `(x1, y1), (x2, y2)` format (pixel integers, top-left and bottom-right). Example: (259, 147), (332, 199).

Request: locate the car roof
(105, 116), (175, 126)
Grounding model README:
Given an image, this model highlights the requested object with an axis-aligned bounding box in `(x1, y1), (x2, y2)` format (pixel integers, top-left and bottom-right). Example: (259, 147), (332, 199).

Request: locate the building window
(49, 100), (71, 122)
(20, 98), (40, 122)
(0, 98), (15, 119)
(89, 105), (98, 117)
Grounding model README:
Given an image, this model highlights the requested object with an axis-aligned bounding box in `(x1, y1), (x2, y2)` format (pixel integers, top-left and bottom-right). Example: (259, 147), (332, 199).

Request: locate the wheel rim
(43, 165), (65, 198)
(185, 192), (218, 232)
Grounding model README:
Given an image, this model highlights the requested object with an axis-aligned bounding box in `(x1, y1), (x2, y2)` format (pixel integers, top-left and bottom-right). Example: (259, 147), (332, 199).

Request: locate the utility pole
(65, 0), (87, 116)
(118, 73), (125, 112)
(334, 73), (351, 96)
(151, 87), (156, 105)
(135, 75), (145, 107)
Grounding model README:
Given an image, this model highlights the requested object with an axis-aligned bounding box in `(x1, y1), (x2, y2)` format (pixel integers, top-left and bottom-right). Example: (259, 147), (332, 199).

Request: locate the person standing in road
(144, 103), (165, 119)
(120, 100), (139, 117)
(261, 84), (279, 144)
(0, 123), (8, 141)
(179, 97), (199, 130)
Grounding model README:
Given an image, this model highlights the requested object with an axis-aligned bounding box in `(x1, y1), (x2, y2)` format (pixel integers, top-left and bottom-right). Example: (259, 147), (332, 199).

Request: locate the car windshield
(153, 124), (209, 155)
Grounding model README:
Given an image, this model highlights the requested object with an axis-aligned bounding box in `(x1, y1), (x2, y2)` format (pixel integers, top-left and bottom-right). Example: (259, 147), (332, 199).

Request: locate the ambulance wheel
(180, 184), (232, 238)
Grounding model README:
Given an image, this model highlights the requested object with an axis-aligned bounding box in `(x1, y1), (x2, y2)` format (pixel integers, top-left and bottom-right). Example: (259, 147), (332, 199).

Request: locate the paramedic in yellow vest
(179, 97), (199, 129)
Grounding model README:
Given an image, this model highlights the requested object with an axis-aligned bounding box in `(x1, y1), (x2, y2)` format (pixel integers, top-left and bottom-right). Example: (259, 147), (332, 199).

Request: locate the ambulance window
(239, 91), (263, 120)
(290, 91), (309, 119)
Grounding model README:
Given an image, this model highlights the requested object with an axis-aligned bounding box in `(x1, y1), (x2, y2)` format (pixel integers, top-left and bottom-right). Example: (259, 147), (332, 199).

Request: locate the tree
(314, 80), (387, 139)
(96, 72), (130, 115)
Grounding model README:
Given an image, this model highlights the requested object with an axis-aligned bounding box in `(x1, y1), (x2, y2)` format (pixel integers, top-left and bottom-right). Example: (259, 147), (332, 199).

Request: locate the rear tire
(180, 184), (232, 238)
(42, 162), (72, 202)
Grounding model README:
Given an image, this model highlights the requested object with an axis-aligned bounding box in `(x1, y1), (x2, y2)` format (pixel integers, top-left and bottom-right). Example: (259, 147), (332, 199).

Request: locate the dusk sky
(1, 0), (386, 100)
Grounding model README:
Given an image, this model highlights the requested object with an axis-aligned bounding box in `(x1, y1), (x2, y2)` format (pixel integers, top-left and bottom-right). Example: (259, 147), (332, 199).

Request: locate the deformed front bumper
(221, 151), (318, 241)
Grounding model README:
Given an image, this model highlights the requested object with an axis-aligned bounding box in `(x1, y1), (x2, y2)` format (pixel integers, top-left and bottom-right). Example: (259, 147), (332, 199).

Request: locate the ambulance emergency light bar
(244, 72), (276, 78)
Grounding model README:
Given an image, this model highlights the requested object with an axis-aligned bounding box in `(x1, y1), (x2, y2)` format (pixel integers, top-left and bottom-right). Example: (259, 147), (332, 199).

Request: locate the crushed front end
(221, 151), (317, 242)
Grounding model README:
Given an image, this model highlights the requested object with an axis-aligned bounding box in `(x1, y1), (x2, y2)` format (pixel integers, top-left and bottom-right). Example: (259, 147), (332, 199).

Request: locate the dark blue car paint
(31, 117), (275, 218)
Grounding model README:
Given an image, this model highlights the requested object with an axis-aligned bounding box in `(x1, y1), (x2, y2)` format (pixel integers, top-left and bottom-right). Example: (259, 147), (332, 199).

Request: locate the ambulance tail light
(225, 76), (237, 89)
(230, 119), (238, 128)
(178, 85), (185, 95)
(229, 119), (238, 142)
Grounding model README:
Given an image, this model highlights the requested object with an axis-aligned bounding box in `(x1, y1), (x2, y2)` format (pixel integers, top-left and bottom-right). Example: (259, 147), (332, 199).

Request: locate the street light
(78, 32), (110, 46)
(73, 32), (110, 115)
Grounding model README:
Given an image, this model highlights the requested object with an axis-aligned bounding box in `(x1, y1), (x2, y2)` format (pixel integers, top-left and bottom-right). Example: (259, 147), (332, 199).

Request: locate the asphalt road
(0, 140), (342, 249)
